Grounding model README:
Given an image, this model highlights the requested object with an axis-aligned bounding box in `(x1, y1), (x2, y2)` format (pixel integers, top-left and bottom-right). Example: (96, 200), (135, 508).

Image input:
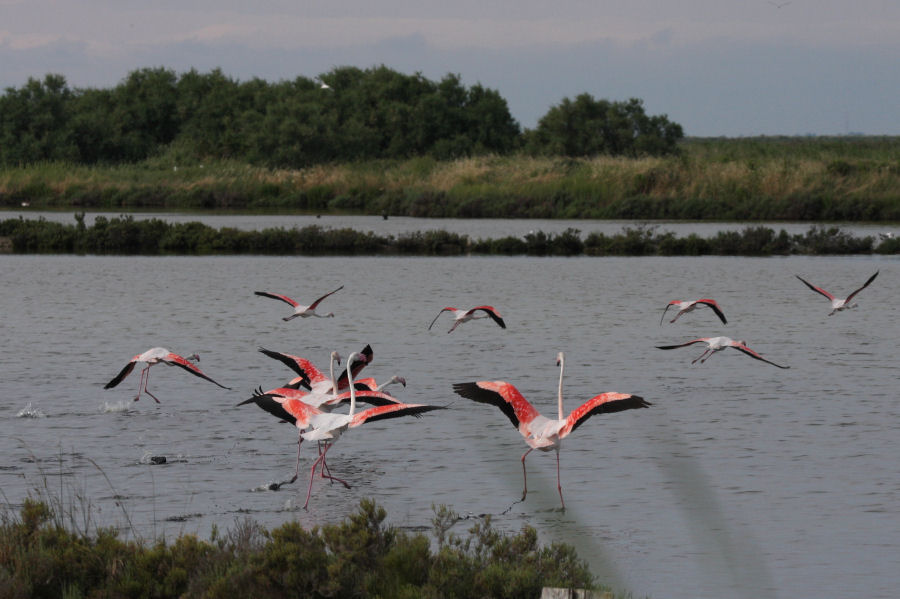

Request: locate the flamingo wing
(795, 275), (834, 301)
(237, 389), (296, 425)
(562, 392), (651, 436)
(324, 389), (402, 408)
(350, 403), (446, 428)
(428, 307), (455, 330)
(470, 306), (506, 329)
(352, 377), (378, 391)
(656, 338), (710, 350)
(697, 299), (727, 324)
(731, 344), (790, 369)
(254, 291), (299, 307)
(104, 359), (137, 389)
(333, 344), (373, 390)
(844, 270), (879, 302)
(257, 347), (321, 388)
(308, 285), (344, 309)
(452, 381), (541, 431)
(163, 353), (231, 389)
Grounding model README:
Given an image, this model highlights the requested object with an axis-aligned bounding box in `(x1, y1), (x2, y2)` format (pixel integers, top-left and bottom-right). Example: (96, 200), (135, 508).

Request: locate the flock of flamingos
(102, 269), (879, 510)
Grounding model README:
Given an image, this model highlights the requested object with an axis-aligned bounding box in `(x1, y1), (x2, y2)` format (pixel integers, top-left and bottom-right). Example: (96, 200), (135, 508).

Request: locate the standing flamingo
(795, 271), (879, 316)
(656, 336), (790, 368)
(428, 305), (506, 333)
(104, 347), (230, 402)
(660, 299), (727, 325)
(254, 285), (344, 321)
(258, 345), (372, 393)
(452, 352), (649, 509)
(300, 352), (445, 509)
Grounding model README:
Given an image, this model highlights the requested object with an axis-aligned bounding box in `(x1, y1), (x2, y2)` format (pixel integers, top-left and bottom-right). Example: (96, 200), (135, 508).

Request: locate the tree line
(0, 66), (683, 168)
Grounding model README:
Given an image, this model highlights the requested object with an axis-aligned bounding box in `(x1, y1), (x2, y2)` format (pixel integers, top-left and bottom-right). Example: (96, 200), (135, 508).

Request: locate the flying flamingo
(258, 345), (372, 393)
(660, 299), (727, 325)
(104, 347), (230, 402)
(452, 352), (650, 509)
(254, 285), (343, 321)
(300, 352), (446, 509)
(656, 336), (790, 368)
(428, 305), (506, 333)
(795, 271), (879, 316)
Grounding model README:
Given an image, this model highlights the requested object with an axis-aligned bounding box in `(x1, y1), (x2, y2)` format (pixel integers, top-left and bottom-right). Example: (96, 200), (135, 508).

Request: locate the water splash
(16, 403), (45, 418)
(99, 401), (132, 414)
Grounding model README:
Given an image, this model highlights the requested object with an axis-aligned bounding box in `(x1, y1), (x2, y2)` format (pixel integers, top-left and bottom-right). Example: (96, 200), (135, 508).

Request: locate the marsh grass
(3, 137), (899, 219)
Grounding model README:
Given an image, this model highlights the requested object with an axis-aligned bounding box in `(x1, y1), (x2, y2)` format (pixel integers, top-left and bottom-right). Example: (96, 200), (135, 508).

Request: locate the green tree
(0, 74), (78, 163)
(527, 93), (683, 157)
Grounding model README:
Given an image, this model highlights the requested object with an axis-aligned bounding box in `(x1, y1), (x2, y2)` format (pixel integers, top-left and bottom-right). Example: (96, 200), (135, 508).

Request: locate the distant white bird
(795, 271), (879, 316)
(656, 336), (790, 368)
(319, 82), (332, 90)
(254, 285), (343, 321)
(104, 347), (230, 402)
(428, 305), (506, 333)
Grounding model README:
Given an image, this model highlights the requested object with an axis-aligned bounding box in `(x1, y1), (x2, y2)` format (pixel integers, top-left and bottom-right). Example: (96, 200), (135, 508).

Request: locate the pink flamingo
(300, 352), (446, 509)
(258, 345), (372, 393)
(660, 299), (727, 325)
(656, 336), (790, 368)
(452, 352), (650, 509)
(795, 271), (879, 316)
(254, 285), (343, 321)
(104, 347), (230, 402)
(428, 305), (506, 333)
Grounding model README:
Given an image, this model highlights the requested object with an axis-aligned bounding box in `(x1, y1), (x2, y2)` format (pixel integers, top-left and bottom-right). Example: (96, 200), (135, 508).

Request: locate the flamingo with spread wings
(254, 285), (343, 321)
(300, 352), (446, 509)
(795, 271), (879, 316)
(104, 347), (230, 402)
(258, 345), (372, 393)
(656, 336), (790, 368)
(428, 305), (506, 333)
(659, 299), (727, 325)
(452, 352), (649, 509)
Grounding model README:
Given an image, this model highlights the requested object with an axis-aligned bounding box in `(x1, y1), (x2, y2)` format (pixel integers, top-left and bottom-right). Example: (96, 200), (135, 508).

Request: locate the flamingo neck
(347, 360), (357, 417)
(557, 354), (565, 420)
(329, 353), (338, 398)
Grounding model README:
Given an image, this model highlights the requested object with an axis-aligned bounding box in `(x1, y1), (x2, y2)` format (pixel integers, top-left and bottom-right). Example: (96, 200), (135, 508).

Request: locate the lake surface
(1, 251), (897, 599)
(5, 209), (900, 240)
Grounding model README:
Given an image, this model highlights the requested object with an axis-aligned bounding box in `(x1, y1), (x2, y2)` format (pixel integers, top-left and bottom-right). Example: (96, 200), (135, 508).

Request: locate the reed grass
(2, 137), (899, 220)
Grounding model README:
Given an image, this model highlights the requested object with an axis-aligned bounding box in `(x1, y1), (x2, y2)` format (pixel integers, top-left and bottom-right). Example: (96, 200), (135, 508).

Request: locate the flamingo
(428, 305), (506, 333)
(238, 384), (403, 487)
(258, 345), (372, 393)
(656, 336), (790, 368)
(300, 352), (446, 509)
(452, 352), (650, 509)
(795, 271), (879, 316)
(104, 347), (230, 402)
(254, 285), (343, 321)
(660, 299), (727, 325)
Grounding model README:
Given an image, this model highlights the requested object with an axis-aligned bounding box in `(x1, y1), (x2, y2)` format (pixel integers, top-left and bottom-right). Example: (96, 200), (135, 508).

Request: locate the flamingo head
(324, 312), (335, 318)
(392, 375), (407, 387)
(330, 351), (342, 366)
(735, 340), (747, 347)
(556, 351), (565, 366)
(187, 353), (200, 362)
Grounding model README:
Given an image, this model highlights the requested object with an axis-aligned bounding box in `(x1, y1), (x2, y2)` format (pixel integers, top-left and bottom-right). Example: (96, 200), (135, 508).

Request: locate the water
(1, 252), (898, 599)
(4, 209), (900, 240)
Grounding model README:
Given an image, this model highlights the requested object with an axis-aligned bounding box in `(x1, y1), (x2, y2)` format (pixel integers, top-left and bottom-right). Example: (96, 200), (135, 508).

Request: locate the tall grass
(2, 137), (899, 220)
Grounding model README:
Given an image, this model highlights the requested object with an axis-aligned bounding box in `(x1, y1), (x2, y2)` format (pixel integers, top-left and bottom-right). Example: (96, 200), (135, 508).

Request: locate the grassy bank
(0, 498), (609, 599)
(2, 136), (899, 221)
(2, 215), (898, 255)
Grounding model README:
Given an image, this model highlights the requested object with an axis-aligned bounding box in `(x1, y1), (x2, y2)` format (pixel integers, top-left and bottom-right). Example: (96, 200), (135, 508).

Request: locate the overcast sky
(2, 1), (898, 136)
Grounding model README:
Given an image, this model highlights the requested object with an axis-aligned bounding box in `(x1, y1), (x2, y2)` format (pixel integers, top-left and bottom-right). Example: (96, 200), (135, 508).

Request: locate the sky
(1, 1), (899, 136)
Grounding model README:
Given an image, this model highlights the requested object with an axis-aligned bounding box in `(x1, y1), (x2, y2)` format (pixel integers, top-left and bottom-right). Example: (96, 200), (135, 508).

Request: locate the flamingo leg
(304, 451), (327, 509)
(520, 448), (534, 501)
(318, 443), (349, 489)
(556, 449), (565, 510)
(134, 366), (149, 401)
(692, 348), (711, 364)
(142, 368), (161, 403)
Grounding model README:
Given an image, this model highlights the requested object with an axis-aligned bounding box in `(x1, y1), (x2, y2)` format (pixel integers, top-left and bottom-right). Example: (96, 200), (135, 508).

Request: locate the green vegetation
(0, 67), (680, 169)
(2, 135), (899, 219)
(0, 498), (609, 598)
(2, 215), (897, 255)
